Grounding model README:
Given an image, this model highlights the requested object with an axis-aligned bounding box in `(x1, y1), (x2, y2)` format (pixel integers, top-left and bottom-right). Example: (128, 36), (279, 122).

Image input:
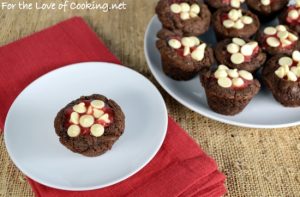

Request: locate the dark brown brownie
(54, 94), (125, 157)
(279, 3), (300, 34)
(201, 65), (260, 115)
(262, 53), (300, 107)
(206, 0), (245, 11)
(246, 0), (288, 22)
(156, 29), (214, 80)
(212, 7), (260, 40)
(155, 0), (211, 36)
(214, 38), (266, 72)
(257, 25), (300, 56)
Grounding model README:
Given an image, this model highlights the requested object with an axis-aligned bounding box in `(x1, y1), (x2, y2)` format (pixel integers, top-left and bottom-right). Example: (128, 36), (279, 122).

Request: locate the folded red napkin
(0, 17), (226, 197)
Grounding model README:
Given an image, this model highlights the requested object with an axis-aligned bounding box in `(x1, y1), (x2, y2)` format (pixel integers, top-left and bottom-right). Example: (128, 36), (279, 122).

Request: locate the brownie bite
(201, 65), (260, 115)
(206, 0), (245, 11)
(54, 94), (125, 157)
(279, 0), (300, 34)
(246, 0), (288, 22)
(156, 29), (214, 80)
(212, 7), (260, 40)
(215, 37), (266, 72)
(258, 25), (300, 56)
(155, 0), (211, 36)
(262, 51), (300, 107)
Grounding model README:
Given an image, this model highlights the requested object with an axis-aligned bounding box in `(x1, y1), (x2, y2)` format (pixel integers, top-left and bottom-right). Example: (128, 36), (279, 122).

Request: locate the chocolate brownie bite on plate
(279, 0), (300, 34)
(155, 0), (211, 36)
(258, 25), (300, 56)
(206, 0), (245, 11)
(156, 29), (214, 80)
(54, 94), (125, 157)
(262, 51), (300, 107)
(212, 7), (260, 40)
(201, 65), (260, 115)
(215, 37), (266, 72)
(246, 0), (288, 22)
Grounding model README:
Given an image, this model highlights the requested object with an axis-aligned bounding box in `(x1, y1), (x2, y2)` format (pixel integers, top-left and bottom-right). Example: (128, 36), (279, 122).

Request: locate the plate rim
(144, 15), (300, 129)
(4, 61), (168, 191)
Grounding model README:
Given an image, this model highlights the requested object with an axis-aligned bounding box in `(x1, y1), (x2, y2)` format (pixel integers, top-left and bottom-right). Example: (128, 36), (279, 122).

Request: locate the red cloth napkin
(0, 17), (226, 197)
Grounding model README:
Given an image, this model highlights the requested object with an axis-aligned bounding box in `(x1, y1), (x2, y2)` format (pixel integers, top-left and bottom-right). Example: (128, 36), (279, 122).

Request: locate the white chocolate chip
(261, 0), (270, 6)
(238, 9), (243, 17)
(214, 69), (228, 78)
(277, 31), (289, 39)
(182, 37), (195, 47)
(73, 102), (86, 113)
(183, 46), (190, 56)
(93, 109), (104, 119)
(223, 19), (235, 28)
(275, 67), (285, 78)
(227, 69), (239, 78)
(292, 51), (300, 62)
(227, 43), (240, 54)
(232, 77), (244, 87)
(283, 65), (290, 74)
(276, 25), (287, 32)
(248, 41), (258, 49)
(232, 38), (246, 46)
(190, 36), (200, 45)
(233, 19), (244, 29)
(91, 100), (105, 109)
(297, 0), (300, 7)
(281, 39), (292, 47)
(98, 113), (110, 123)
(287, 71), (298, 81)
(288, 10), (299, 20)
(196, 43), (206, 51)
(241, 44), (253, 56)
(264, 27), (277, 35)
(230, 0), (240, 8)
(218, 77), (232, 88)
(190, 4), (200, 14)
(189, 11), (198, 18)
(79, 115), (95, 128)
(279, 56), (293, 66)
(288, 33), (298, 41)
(228, 9), (240, 21)
(67, 125), (80, 137)
(239, 70), (253, 80)
(266, 37), (280, 47)
(291, 66), (300, 77)
(231, 53), (245, 64)
(90, 124), (105, 137)
(70, 112), (79, 124)
(191, 48), (205, 61)
(180, 2), (190, 12)
(170, 3), (181, 13)
(168, 39), (181, 49)
(180, 12), (190, 20)
(241, 16), (253, 24)
(218, 65), (229, 70)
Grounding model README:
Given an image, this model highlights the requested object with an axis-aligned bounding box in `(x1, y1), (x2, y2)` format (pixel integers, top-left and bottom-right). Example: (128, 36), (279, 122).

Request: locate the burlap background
(1, 0), (300, 196)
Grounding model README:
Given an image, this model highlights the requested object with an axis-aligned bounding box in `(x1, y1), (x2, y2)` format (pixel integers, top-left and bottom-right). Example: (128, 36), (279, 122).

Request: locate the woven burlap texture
(1, 0), (300, 196)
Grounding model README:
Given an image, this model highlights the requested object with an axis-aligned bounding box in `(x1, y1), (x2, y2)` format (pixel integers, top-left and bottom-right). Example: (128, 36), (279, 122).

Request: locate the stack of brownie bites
(156, 0), (300, 116)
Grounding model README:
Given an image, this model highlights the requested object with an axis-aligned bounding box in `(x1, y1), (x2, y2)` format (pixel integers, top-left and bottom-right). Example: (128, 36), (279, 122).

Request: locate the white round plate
(144, 15), (300, 128)
(4, 62), (168, 190)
